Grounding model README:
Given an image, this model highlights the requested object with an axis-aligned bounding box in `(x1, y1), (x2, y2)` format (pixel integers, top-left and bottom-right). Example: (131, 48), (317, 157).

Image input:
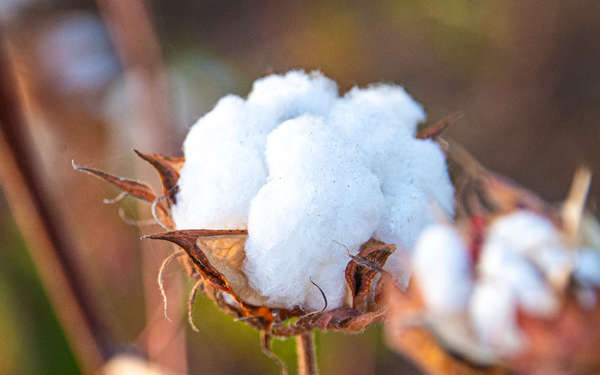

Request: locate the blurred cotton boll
(173, 70), (453, 310)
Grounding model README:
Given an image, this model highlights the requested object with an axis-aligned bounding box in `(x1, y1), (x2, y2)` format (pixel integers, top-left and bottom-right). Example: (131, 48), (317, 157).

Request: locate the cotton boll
(244, 118), (384, 310)
(247, 70), (338, 124)
(413, 225), (473, 314)
(469, 280), (525, 355)
(173, 70), (455, 310)
(172, 140), (267, 229)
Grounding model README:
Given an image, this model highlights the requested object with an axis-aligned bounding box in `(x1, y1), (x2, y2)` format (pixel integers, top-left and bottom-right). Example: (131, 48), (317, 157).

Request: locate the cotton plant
(385, 155), (600, 375)
(75, 70), (455, 373)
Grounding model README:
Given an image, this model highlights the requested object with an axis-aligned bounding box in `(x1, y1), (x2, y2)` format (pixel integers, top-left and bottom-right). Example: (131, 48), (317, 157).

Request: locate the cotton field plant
(75, 70), (600, 375)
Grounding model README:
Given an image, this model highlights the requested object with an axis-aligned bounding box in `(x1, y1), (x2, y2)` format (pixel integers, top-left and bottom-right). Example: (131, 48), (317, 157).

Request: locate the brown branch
(0, 37), (113, 373)
(296, 332), (318, 375)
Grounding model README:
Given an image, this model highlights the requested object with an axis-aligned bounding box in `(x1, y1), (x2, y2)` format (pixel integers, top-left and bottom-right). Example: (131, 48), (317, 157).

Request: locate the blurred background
(0, 0), (599, 374)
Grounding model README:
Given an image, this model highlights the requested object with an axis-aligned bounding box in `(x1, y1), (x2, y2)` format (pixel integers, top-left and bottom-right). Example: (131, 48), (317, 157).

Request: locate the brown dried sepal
(134, 150), (182, 203)
(271, 308), (386, 337)
(383, 280), (507, 375)
(345, 240), (395, 311)
(72, 160), (157, 202)
(145, 230), (240, 292)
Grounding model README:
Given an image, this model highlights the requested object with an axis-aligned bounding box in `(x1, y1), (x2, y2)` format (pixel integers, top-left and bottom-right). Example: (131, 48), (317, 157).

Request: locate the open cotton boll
(172, 140), (267, 229)
(247, 70), (338, 123)
(413, 225), (473, 314)
(173, 70), (454, 309)
(244, 116), (384, 310)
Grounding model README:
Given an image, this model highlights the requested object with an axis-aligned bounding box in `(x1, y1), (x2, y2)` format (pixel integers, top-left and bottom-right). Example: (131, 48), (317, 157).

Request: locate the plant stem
(296, 331), (318, 375)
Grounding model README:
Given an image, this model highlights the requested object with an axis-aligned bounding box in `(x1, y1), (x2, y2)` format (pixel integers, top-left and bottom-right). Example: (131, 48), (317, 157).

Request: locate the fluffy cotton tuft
(244, 116), (384, 309)
(469, 280), (525, 355)
(172, 70), (454, 309)
(413, 225), (473, 314)
(478, 211), (569, 317)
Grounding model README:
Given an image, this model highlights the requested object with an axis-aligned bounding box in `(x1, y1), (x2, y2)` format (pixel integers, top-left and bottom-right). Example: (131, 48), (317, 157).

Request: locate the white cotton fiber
(172, 70), (453, 309)
(374, 139), (455, 250)
(244, 116), (384, 310)
(328, 84), (453, 271)
(247, 70), (338, 124)
(469, 280), (525, 355)
(478, 211), (564, 317)
(575, 249), (600, 287)
(172, 95), (269, 229)
(328, 85), (425, 176)
(172, 140), (267, 229)
(413, 225), (473, 314)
